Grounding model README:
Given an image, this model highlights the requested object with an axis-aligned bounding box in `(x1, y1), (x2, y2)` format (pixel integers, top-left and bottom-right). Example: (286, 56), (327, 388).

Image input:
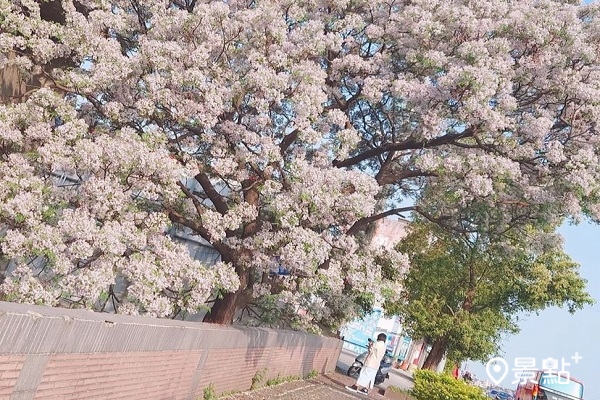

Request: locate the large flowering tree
(1, 0), (599, 331)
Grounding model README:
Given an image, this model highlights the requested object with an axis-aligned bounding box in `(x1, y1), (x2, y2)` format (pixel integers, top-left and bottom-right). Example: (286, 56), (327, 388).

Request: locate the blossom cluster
(1, 0), (600, 330)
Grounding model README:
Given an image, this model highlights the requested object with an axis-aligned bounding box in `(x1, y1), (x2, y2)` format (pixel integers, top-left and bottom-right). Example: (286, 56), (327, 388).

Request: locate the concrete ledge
(0, 301), (343, 400)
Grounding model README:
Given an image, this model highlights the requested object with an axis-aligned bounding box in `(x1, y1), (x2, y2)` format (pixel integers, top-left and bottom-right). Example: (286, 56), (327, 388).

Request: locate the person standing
(452, 364), (459, 379)
(345, 333), (387, 395)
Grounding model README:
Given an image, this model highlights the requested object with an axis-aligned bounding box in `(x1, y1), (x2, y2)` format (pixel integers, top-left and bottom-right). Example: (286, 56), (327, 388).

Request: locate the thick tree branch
(168, 130), (198, 144)
(167, 209), (232, 262)
(176, 181), (206, 216)
(346, 206), (414, 235)
(194, 172), (229, 215)
(279, 129), (299, 155)
(333, 128), (475, 168)
(377, 168), (438, 185)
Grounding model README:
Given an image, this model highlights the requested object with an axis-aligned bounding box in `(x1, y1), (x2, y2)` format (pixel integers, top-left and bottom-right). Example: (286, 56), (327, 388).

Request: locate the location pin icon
(486, 357), (509, 385)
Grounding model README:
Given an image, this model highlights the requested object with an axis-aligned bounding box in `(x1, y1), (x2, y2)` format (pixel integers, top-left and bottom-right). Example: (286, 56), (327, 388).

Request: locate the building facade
(340, 218), (413, 360)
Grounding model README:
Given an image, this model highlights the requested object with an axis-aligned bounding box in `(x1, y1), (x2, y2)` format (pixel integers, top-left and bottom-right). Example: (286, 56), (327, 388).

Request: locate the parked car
(515, 370), (584, 400)
(487, 386), (515, 400)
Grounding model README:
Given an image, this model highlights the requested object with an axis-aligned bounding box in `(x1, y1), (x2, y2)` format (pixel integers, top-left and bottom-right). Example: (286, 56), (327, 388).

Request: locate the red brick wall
(33, 351), (201, 399)
(0, 355), (26, 398)
(0, 302), (343, 400)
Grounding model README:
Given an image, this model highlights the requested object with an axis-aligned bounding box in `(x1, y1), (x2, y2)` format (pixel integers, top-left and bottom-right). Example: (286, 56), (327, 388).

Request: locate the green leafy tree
(386, 221), (594, 370)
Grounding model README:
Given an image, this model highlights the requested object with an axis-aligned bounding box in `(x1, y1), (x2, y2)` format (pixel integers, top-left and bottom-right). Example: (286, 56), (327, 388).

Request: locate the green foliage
(443, 360), (459, 375)
(411, 370), (487, 400)
(265, 374), (300, 386)
(306, 369), (319, 379)
(13, 213), (25, 224)
(353, 291), (376, 316)
(39, 200), (68, 225)
(244, 285), (365, 336)
(218, 390), (241, 398)
(203, 383), (216, 400)
(386, 220), (594, 365)
(249, 369), (303, 392)
(250, 368), (267, 390)
(387, 385), (416, 398)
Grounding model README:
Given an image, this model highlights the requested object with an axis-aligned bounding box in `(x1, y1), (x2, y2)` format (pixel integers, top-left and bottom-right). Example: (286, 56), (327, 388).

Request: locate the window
(540, 373), (583, 398)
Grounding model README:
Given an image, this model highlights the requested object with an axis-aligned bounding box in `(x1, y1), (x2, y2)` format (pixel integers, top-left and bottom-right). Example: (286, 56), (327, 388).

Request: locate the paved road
(221, 377), (371, 400)
(222, 349), (414, 400)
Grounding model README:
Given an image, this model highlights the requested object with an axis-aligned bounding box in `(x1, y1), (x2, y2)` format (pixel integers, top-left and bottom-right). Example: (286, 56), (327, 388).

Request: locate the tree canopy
(387, 221), (594, 368)
(1, 0), (600, 331)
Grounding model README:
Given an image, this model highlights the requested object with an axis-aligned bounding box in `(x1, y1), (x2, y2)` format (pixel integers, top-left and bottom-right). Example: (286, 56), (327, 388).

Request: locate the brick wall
(0, 302), (343, 400)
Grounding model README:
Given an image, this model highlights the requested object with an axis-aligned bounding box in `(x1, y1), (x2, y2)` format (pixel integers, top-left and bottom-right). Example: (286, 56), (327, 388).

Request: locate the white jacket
(364, 340), (386, 369)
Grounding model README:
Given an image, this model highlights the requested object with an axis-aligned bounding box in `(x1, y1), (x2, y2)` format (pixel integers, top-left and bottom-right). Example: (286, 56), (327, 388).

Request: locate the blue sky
(380, 0), (600, 393)
(468, 221), (600, 399)
(468, 2), (600, 394)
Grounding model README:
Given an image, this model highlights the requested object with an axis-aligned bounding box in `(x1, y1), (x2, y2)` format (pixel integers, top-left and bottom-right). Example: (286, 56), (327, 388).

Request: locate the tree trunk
(202, 290), (242, 324)
(203, 177), (260, 325)
(422, 336), (449, 370)
(203, 257), (251, 324)
(0, 257), (10, 286)
(1, 52), (34, 104)
(1, 0), (71, 104)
